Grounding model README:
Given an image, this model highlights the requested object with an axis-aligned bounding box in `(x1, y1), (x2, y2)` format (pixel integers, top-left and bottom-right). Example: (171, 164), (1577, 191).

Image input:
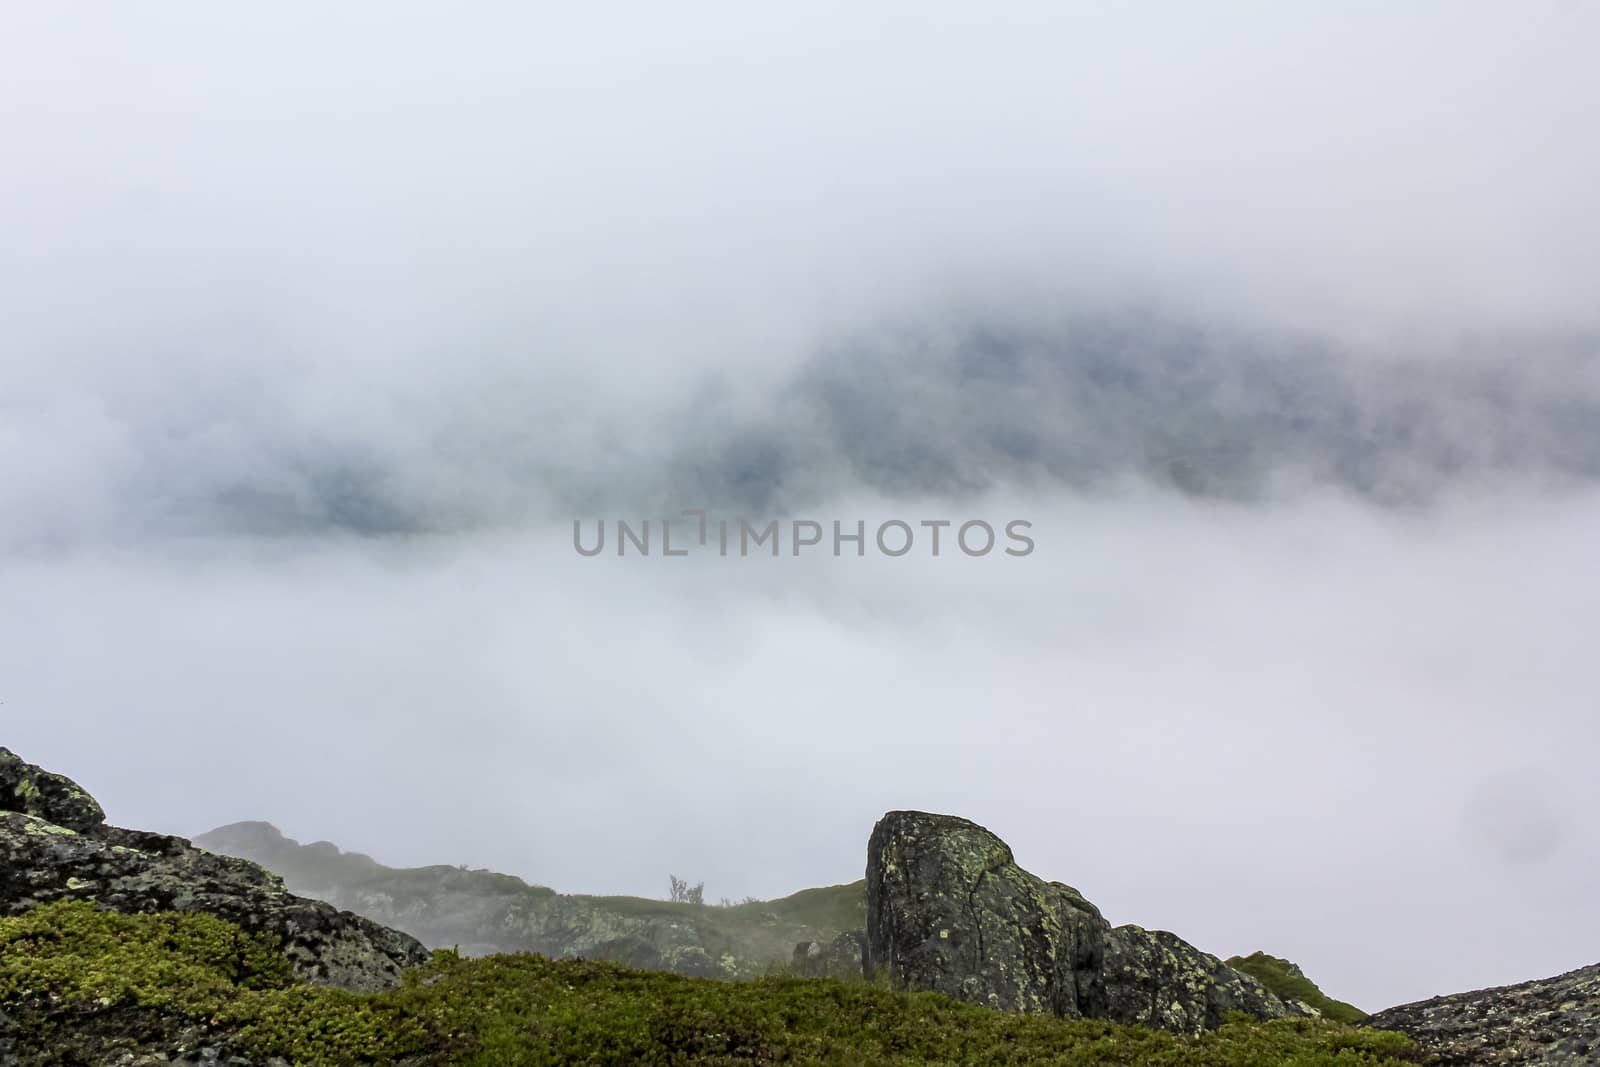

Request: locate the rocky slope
(0, 747), (429, 994)
(195, 820), (866, 979)
(1362, 963), (1600, 1065)
(864, 810), (1316, 1033)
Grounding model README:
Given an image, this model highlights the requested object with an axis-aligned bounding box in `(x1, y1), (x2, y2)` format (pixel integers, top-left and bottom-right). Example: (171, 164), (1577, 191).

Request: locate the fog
(3, 2), (1599, 1013)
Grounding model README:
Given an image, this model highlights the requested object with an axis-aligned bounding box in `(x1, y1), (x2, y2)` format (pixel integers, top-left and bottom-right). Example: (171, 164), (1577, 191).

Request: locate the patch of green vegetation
(0, 901), (292, 1018)
(729, 881), (868, 931)
(569, 893), (708, 918)
(577, 881), (865, 937)
(558, 882), (868, 972)
(1226, 951), (1367, 1024)
(1, 902), (1419, 1066)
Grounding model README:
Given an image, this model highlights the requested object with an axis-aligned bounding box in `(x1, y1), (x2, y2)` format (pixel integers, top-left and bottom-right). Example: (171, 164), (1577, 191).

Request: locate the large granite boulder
(1363, 962), (1600, 1065)
(864, 810), (1109, 1016)
(864, 810), (1310, 1033)
(0, 748), (430, 993)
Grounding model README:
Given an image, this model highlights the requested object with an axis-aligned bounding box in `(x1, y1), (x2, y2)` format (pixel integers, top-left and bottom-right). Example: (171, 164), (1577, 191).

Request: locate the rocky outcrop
(0, 746), (106, 832)
(195, 821), (867, 980)
(1363, 963), (1600, 1065)
(0, 747), (430, 993)
(1102, 925), (1302, 1032)
(864, 810), (1108, 1016)
(792, 931), (866, 979)
(864, 810), (1312, 1033)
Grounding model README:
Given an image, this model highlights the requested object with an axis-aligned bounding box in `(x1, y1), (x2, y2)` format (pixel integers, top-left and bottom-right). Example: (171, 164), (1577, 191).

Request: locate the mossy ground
(1, 901), (1420, 1066)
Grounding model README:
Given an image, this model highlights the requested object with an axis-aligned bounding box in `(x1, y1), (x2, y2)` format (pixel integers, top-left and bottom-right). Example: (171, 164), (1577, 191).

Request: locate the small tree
(668, 874), (704, 905)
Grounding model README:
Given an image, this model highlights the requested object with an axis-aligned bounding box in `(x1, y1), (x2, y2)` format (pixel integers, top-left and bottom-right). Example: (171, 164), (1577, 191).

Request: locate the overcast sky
(3, 2), (1599, 1013)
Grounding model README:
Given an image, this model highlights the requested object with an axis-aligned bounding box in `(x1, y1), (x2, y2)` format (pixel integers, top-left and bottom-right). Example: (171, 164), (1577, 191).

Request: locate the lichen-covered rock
(864, 810), (1310, 1033)
(865, 810), (1109, 1017)
(0, 751), (431, 994)
(793, 930), (865, 979)
(1103, 925), (1304, 1032)
(0, 746), (106, 833)
(1363, 962), (1600, 1065)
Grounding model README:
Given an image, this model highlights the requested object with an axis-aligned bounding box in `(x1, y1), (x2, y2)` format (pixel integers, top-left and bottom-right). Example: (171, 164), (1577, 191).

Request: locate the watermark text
(573, 511), (1034, 558)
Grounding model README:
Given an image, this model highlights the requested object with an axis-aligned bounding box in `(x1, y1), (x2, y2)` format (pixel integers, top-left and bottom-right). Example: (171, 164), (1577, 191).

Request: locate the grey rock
(864, 810), (1310, 1033)
(0, 753), (431, 995)
(1364, 962), (1600, 1065)
(792, 930), (865, 979)
(864, 811), (1107, 1016)
(1102, 925), (1299, 1032)
(0, 747), (106, 833)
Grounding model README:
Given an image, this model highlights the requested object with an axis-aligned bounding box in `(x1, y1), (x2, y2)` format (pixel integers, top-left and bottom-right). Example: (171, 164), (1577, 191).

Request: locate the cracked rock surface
(864, 810), (1308, 1033)
(1362, 963), (1600, 1065)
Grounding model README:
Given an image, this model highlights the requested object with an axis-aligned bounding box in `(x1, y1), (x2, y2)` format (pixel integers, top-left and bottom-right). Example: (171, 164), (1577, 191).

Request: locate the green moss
(1226, 952), (1367, 1024)
(0, 900), (293, 1017)
(1, 902), (1421, 1066)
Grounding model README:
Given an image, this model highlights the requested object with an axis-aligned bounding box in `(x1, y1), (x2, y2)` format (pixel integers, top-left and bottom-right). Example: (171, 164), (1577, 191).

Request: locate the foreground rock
(865, 810), (1313, 1033)
(196, 820), (865, 979)
(1363, 963), (1600, 1065)
(0, 747), (429, 993)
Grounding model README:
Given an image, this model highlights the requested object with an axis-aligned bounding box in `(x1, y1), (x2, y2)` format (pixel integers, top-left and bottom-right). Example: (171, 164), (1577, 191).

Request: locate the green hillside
(193, 822), (867, 977)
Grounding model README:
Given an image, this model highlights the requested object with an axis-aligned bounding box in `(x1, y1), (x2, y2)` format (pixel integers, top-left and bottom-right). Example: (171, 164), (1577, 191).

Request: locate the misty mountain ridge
(193, 820), (867, 980)
(19, 309), (1600, 549)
